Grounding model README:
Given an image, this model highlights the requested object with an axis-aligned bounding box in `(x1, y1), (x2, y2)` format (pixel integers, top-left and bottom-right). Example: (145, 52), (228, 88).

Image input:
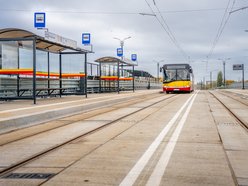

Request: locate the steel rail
(0, 93), (162, 146)
(209, 91), (248, 131)
(0, 93), (180, 178)
(221, 90), (248, 106)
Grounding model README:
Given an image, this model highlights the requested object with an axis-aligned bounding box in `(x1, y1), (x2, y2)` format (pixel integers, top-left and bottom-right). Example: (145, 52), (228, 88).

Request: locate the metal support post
(132, 66), (135, 92)
(223, 61), (226, 88)
(210, 71), (212, 89)
(59, 53), (62, 97)
(157, 62), (159, 81)
(90, 63), (93, 76)
(99, 62), (102, 93)
(242, 64), (245, 89)
(33, 39), (37, 104)
(85, 54), (88, 98)
(47, 52), (50, 95)
(17, 47), (20, 97)
(117, 60), (120, 94)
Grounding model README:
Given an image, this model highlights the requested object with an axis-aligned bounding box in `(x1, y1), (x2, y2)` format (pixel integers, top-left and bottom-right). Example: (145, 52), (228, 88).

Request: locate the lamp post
(218, 58), (230, 88)
(113, 36), (131, 60)
(209, 69), (218, 89)
(153, 59), (164, 81)
(113, 36), (131, 77)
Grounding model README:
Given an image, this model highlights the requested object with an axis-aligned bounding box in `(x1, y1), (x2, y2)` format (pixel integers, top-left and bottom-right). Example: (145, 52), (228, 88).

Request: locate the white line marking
(119, 93), (196, 186)
(0, 99), (84, 114)
(0, 93), (136, 114)
(146, 91), (198, 186)
(0, 91), (155, 114)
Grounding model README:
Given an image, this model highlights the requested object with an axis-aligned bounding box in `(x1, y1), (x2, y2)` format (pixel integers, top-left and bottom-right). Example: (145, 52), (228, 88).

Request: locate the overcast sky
(1, 0), (248, 82)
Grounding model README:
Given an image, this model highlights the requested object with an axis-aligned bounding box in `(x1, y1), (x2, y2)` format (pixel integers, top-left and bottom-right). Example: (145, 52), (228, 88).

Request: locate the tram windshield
(164, 69), (190, 82)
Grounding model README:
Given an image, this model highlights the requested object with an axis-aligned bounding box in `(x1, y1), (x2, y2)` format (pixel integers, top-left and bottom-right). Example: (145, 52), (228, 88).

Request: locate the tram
(161, 63), (194, 93)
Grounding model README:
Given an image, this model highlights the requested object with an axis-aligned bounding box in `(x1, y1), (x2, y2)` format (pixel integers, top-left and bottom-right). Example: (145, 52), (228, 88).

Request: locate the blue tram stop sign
(117, 48), (123, 57)
(34, 12), (46, 28)
(131, 54), (137, 61)
(82, 33), (91, 45)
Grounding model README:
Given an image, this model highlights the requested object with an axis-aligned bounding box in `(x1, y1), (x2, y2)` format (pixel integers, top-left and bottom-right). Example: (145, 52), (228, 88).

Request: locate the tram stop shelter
(95, 56), (136, 93)
(0, 28), (92, 104)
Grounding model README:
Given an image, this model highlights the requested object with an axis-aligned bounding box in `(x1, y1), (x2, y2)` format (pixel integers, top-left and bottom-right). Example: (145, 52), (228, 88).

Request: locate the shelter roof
(0, 28), (91, 53)
(95, 56), (137, 66)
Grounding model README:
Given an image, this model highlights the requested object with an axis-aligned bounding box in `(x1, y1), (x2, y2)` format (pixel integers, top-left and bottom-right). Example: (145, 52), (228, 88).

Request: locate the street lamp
(218, 58), (231, 88)
(209, 69), (218, 89)
(113, 36), (131, 60)
(114, 36), (131, 77)
(153, 59), (164, 80)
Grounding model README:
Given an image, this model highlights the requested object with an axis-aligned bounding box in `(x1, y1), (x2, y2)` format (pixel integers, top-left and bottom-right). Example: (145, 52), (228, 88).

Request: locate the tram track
(220, 90), (248, 106)
(209, 90), (248, 131)
(0, 93), (181, 178)
(0, 93), (165, 146)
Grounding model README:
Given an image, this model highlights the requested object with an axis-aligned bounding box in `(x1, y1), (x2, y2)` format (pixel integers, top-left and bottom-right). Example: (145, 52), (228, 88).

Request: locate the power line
(154, 2), (188, 59)
(144, 0), (188, 60)
(230, 6), (248, 14)
(0, 7), (236, 15)
(207, 0), (236, 58)
(160, 8), (233, 14)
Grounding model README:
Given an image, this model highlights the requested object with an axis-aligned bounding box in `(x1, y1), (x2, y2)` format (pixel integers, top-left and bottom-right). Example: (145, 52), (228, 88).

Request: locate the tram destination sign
(233, 64), (243, 70)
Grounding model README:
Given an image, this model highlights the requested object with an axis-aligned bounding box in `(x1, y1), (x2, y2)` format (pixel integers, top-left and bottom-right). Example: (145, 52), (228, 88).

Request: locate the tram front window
(164, 69), (190, 82)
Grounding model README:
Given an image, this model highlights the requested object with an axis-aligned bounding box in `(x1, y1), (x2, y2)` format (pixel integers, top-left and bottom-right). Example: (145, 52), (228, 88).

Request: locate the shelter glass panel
(62, 54), (85, 75)
(18, 41), (33, 69)
(0, 41), (18, 69)
(61, 53), (85, 94)
(101, 62), (118, 76)
(49, 53), (59, 74)
(87, 63), (99, 76)
(0, 40), (34, 98)
(36, 50), (48, 72)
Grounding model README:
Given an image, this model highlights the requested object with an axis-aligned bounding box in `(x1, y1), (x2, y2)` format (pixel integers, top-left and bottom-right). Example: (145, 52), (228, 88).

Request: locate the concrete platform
(0, 90), (159, 134)
(0, 90), (247, 186)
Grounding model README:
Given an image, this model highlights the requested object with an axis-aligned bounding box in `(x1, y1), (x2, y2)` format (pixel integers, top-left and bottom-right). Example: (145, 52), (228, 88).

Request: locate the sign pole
(233, 64), (245, 89)
(242, 64), (245, 89)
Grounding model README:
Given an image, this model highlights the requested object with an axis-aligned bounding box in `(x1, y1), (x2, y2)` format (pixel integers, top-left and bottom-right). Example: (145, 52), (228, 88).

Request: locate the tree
(217, 71), (223, 87)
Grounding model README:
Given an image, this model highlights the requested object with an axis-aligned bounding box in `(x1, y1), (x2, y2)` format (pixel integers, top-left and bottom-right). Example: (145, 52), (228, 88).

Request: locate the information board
(233, 64), (243, 70)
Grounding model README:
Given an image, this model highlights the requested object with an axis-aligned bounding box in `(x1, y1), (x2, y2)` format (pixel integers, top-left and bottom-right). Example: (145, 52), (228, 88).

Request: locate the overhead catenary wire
(207, 0), (236, 58)
(0, 7), (239, 14)
(144, 0), (189, 60)
(154, 1), (188, 59)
